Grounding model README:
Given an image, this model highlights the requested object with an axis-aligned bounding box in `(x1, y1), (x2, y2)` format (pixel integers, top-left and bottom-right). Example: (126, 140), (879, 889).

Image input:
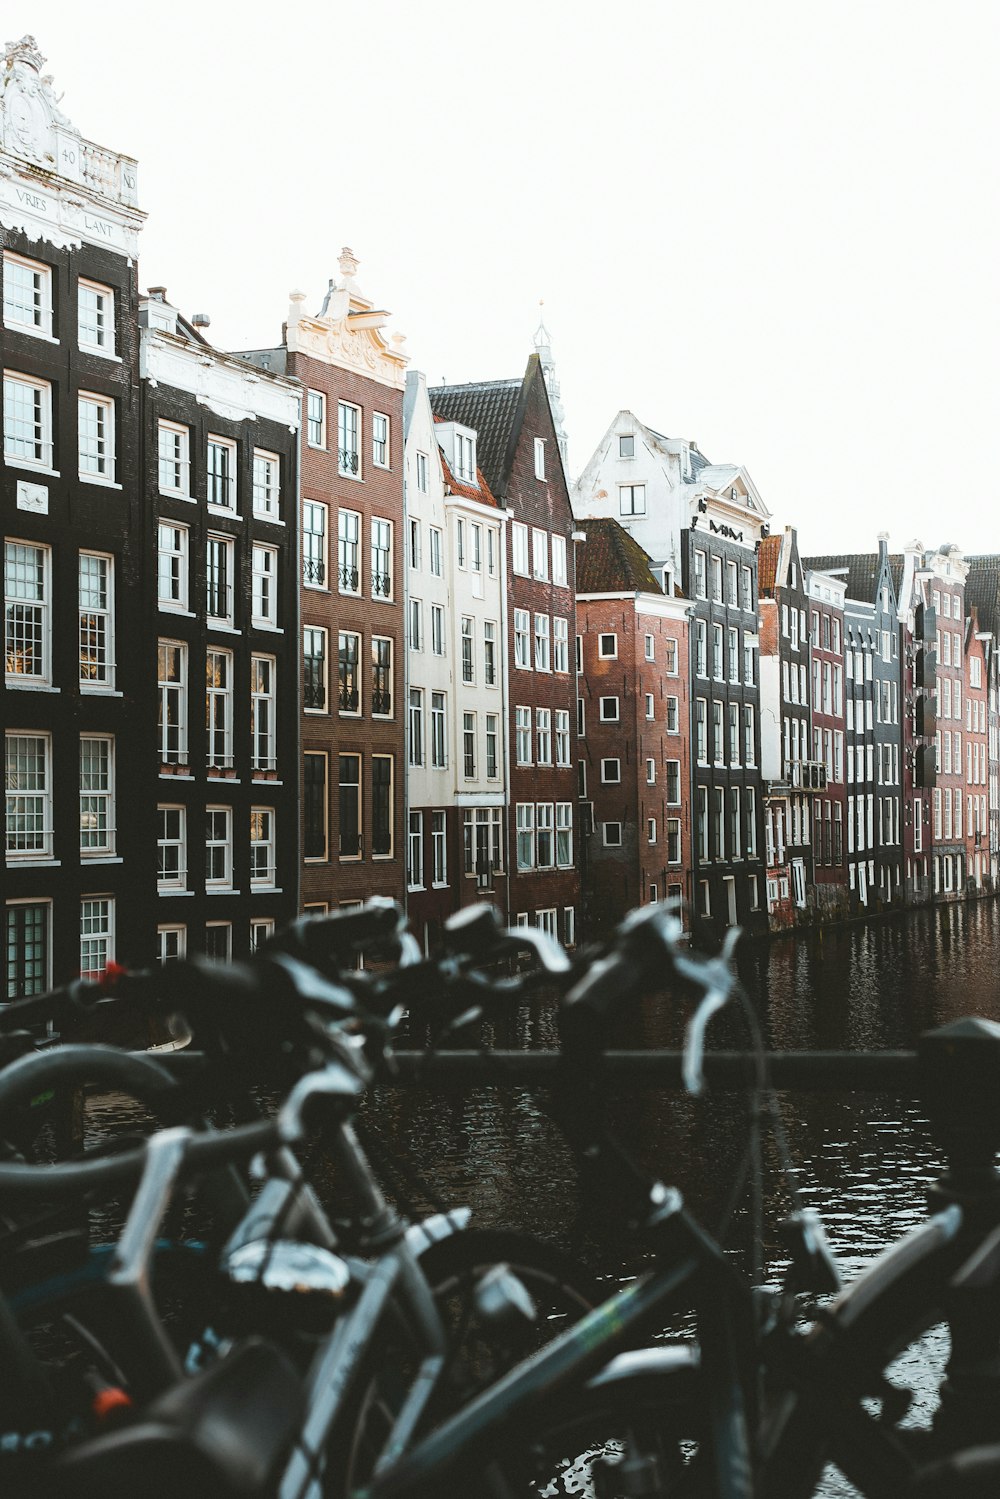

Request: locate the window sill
(207, 623), (241, 635)
(338, 471), (363, 483)
(207, 887), (240, 896)
(79, 685), (121, 696)
(158, 888), (194, 897)
(303, 584), (331, 594)
(159, 605), (195, 617)
(304, 709), (330, 717)
(159, 488), (194, 502)
(81, 855), (123, 864)
(4, 459), (59, 478)
(407, 884), (426, 893)
(431, 881), (450, 890)
(252, 513), (284, 527)
(79, 345), (121, 363)
(6, 857), (60, 868)
(159, 769), (193, 779)
(251, 621), (283, 633)
(207, 774), (240, 783)
(372, 854), (394, 862)
(5, 680), (59, 692)
(251, 886), (281, 894)
(252, 777), (283, 786)
(79, 474), (122, 490)
(4, 322), (59, 345)
(207, 506), (242, 520)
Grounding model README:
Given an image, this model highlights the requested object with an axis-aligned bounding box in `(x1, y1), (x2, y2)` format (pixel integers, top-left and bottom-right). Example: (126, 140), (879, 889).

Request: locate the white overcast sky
(12, 0), (999, 555)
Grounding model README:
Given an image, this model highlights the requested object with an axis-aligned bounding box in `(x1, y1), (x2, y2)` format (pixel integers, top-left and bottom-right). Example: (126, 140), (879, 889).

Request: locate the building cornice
(141, 329), (301, 429)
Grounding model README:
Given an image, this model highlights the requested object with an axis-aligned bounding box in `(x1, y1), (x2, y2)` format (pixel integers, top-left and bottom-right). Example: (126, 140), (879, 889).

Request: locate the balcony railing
(371, 685), (392, 716)
(303, 557), (326, 587)
(339, 684), (360, 713)
(338, 449), (360, 477)
(339, 565), (359, 593)
(371, 570), (392, 598)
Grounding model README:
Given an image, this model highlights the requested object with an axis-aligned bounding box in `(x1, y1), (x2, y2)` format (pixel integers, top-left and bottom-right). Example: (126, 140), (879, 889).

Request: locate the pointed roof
(430, 355), (553, 501)
(802, 552), (901, 607)
(757, 534), (782, 597)
(576, 517), (668, 595)
(965, 555), (1000, 636)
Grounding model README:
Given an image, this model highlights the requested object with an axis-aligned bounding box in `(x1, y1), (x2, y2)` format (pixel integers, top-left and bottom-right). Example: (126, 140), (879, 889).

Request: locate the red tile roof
(576, 517), (674, 595)
(757, 534), (782, 597)
(437, 444), (498, 507)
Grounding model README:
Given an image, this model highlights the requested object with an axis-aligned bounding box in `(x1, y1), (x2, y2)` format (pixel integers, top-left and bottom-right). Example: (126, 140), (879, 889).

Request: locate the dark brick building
(141, 292), (301, 962)
(431, 356), (580, 942)
(3, 37), (149, 991)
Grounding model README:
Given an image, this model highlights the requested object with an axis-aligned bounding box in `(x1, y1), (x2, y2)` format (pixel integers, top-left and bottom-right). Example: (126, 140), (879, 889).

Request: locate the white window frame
(534, 613), (551, 672)
(80, 897), (115, 979)
(516, 803), (535, 870)
(514, 609), (530, 669)
(157, 805), (187, 891)
(206, 533), (235, 627)
(80, 734), (115, 857)
(306, 389), (326, 449)
(5, 539), (51, 685)
(536, 707), (552, 765)
(338, 400), (362, 478)
(430, 603), (445, 656)
(431, 811), (447, 885)
(302, 499), (328, 590)
(79, 551), (115, 690)
(206, 647), (234, 769)
(372, 411), (390, 468)
(158, 640), (188, 764)
(598, 633), (617, 660)
(205, 806), (234, 890)
(484, 620), (498, 684)
(461, 615), (475, 685)
(534, 437), (546, 480)
(515, 706), (532, 766)
(3, 251), (53, 339)
(416, 451), (429, 493)
(250, 807), (276, 889)
(339, 509), (362, 594)
(555, 709), (570, 767)
(250, 655), (277, 773)
(556, 804), (573, 867)
(512, 522), (529, 576)
(78, 392), (116, 484)
(303, 626), (328, 715)
(5, 731), (53, 859)
(3, 370), (53, 471)
(370, 517), (393, 599)
(252, 448), (281, 519)
(408, 688), (424, 767)
(599, 696), (620, 723)
(603, 822), (623, 847)
(532, 528), (548, 581)
(431, 690), (447, 769)
(407, 812), (424, 890)
(429, 526), (443, 576)
(601, 758), (621, 784)
(157, 522), (189, 612)
(207, 435), (237, 512)
(252, 543), (279, 628)
(158, 420), (191, 498)
(78, 279), (115, 355)
(551, 533), (568, 586)
(157, 924), (187, 964)
(619, 484), (646, 516)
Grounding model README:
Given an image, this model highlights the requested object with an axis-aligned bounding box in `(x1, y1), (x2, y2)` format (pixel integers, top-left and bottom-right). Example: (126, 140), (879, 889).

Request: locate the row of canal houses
(3, 38), (999, 996)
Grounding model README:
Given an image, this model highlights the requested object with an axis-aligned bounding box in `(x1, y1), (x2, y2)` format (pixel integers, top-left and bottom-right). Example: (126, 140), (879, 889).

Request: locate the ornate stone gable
(285, 248), (408, 391)
(0, 34), (143, 253)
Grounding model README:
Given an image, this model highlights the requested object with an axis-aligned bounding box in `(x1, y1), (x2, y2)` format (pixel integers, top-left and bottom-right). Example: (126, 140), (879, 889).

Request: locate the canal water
(362, 898), (1000, 1495)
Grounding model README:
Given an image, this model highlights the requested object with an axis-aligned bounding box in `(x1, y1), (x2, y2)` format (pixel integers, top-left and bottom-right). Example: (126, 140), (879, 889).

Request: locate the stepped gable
(429, 377), (522, 500)
(757, 534), (782, 597)
(576, 517), (666, 595)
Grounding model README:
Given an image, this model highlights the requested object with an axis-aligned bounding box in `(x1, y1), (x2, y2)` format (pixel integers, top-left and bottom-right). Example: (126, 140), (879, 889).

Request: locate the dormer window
(455, 431), (476, 482)
(731, 487), (739, 502)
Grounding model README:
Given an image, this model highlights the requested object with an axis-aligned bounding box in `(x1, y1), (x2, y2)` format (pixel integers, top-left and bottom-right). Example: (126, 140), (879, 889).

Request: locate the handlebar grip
(559, 907), (683, 1052)
(0, 1045), (179, 1124)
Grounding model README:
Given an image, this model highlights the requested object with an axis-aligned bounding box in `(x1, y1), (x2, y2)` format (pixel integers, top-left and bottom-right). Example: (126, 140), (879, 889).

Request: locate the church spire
(533, 302), (568, 472)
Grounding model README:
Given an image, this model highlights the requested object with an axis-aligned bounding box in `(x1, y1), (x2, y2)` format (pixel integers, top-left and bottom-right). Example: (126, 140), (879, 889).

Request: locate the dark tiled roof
(429, 377), (524, 499)
(576, 517), (665, 595)
(757, 534), (782, 597)
(965, 556), (1000, 635)
(803, 553), (882, 606)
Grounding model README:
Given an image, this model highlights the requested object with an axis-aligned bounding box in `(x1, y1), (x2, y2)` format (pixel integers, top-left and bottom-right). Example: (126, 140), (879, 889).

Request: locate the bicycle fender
(586, 1342), (701, 1391)
(404, 1208), (473, 1259)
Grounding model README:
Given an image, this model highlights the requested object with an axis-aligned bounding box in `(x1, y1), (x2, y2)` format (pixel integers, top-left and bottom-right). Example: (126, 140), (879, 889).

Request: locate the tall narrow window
(555, 709), (570, 767)
(250, 656), (276, 772)
(556, 803), (573, 866)
(371, 637), (392, 715)
(339, 755), (362, 858)
(78, 280), (114, 353)
(486, 715), (499, 779)
(157, 806), (186, 890)
(553, 616), (569, 673)
(431, 691), (447, 769)
(516, 706), (532, 765)
(206, 648), (234, 768)
(5, 901), (49, 999)
(306, 389), (325, 448)
(158, 641), (187, 764)
(484, 621), (497, 684)
(303, 753), (328, 860)
(338, 401), (361, 477)
(80, 736), (114, 855)
(158, 421), (190, 496)
(551, 534), (568, 586)
(463, 713), (476, 778)
(431, 604), (445, 656)
(5, 540), (49, 683)
(407, 812), (424, 889)
(302, 500), (327, 587)
(303, 627), (328, 713)
(537, 708), (552, 765)
(252, 449), (280, 518)
(461, 616), (475, 685)
(534, 614), (550, 671)
(207, 437), (236, 510)
(372, 756), (393, 856)
(514, 610), (530, 668)
(408, 689), (424, 767)
(432, 812), (447, 884)
(516, 804), (535, 870)
(339, 510), (360, 593)
(205, 807), (233, 889)
(416, 452), (429, 493)
(79, 552), (113, 688)
(206, 534), (234, 625)
(370, 519), (392, 598)
(158, 523), (188, 611)
(250, 808), (276, 886)
(429, 527), (443, 576)
(78, 393), (115, 482)
(339, 631), (361, 713)
(372, 413), (389, 468)
(251, 544), (278, 627)
(5, 733), (52, 858)
(80, 898), (114, 979)
(536, 803), (554, 868)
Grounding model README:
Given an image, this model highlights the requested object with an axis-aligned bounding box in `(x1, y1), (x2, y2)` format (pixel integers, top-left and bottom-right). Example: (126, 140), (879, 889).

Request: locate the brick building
(142, 291), (301, 963)
(804, 565), (848, 919)
(3, 37), (148, 990)
(965, 612), (990, 891)
(965, 556), (1000, 890)
(431, 357), (579, 941)
(240, 251), (408, 914)
(575, 519), (689, 935)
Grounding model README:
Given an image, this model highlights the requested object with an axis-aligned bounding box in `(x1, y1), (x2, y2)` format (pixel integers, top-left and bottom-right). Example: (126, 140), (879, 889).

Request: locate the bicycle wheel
(332, 1228), (601, 1493)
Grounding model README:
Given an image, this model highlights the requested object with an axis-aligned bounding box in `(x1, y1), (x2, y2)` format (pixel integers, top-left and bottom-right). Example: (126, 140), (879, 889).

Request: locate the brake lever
(680, 928), (742, 1096)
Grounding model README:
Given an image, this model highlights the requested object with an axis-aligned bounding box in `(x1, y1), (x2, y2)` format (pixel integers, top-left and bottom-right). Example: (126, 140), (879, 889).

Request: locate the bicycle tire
(330, 1227), (601, 1494)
